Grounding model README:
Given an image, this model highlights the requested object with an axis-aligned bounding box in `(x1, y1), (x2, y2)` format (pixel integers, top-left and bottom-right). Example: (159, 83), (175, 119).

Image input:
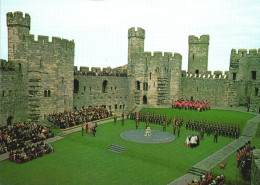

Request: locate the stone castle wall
(180, 71), (228, 105)
(0, 60), (27, 123)
(73, 67), (129, 113)
(1, 12), (260, 124)
(1, 11), (75, 123)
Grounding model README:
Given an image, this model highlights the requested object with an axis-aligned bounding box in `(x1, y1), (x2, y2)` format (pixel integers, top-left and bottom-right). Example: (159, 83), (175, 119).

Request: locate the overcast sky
(1, 0), (259, 72)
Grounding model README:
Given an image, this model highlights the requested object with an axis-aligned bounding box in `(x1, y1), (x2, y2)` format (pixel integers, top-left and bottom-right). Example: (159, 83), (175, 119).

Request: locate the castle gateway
(1, 12), (259, 123)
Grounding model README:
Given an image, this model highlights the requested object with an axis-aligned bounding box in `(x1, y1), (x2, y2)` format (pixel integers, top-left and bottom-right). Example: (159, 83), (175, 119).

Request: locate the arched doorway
(143, 95), (147, 104)
(195, 70), (199, 75)
(7, 116), (13, 126)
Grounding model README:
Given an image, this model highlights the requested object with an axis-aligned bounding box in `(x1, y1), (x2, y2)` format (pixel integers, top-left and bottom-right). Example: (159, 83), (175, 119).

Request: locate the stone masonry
(0, 11), (260, 124)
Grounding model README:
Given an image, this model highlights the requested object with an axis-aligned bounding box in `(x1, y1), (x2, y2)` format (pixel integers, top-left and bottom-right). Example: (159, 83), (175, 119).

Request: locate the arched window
(48, 90), (51, 97)
(74, 79), (79, 93)
(143, 95), (147, 104)
(136, 81), (140, 90)
(195, 70), (199, 75)
(102, 80), (108, 93)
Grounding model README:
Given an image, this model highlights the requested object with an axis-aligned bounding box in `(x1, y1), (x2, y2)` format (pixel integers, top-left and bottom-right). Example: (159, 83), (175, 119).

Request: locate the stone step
(188, 167), (207, 176)
(108, 144), (125, 153)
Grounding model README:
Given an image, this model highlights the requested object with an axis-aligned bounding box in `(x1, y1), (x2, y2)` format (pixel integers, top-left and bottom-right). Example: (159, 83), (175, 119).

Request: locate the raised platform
(120, 129), (175, 144)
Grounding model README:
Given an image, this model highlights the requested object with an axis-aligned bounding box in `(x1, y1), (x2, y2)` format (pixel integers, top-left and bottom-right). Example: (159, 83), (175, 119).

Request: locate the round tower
(6, 11), (30, 61)
(188, 35), (209, 75)
(128, 27), (145, 61)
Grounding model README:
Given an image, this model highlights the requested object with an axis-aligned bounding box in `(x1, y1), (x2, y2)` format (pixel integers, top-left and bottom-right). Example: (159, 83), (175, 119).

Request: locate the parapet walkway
(168, 112), (260, 185)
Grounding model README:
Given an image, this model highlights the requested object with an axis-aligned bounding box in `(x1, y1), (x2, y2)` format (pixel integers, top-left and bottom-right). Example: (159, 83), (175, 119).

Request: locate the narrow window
(115, 104), (117, 109)
(197, 86), (198, 92)
(40, 60), (43, 68)
(102, 80), (108, 93)
(233, 73), (237, 81)
(44, 90), (47, 97)
(193, 54), (195, 60)
(255, 88), (259, 96)
(48, 90), (51, 97)
(120, 105), (122, 109)
(195, 70), (199, 75)
(150, 72), (152, 80)
(123, 105), (125, 109)
(90, 87), (92, 91)
(19, 63), (21, 71)
(62, 77), (64, 84)
(252, 71), (256, 80)
(2, 91), (5, 97)
(74, 79), (79, 93)
(115, 86), (117, 90)
(136, 81), (140, 90)
(143, 82), (148, 91)
(84, 86), (86, 91)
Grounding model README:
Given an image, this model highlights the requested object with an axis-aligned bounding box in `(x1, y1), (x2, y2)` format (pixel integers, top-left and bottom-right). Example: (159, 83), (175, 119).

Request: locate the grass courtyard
(0, 108), (256, 185)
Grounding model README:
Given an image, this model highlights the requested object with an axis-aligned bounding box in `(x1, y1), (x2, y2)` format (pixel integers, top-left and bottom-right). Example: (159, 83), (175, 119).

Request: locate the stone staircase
(157, 77), (169, 105)
(108, 144), (125, 153)
(188, 167), (208, 176)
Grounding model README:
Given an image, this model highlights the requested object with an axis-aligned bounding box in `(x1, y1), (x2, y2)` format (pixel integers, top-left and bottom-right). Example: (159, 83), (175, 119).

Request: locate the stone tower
(7, 11), (30, 68)
(188, 35), (210, 75)
(128, 27), (145, 59)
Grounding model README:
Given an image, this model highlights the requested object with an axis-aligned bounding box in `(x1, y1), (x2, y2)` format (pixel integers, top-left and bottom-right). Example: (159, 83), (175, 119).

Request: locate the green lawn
(211, 120), (260, 185)
(0, 109), (256, 185)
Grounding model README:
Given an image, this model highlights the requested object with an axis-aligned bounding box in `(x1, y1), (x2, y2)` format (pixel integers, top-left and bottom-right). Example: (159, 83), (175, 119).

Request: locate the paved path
(168, 113), (260, 185)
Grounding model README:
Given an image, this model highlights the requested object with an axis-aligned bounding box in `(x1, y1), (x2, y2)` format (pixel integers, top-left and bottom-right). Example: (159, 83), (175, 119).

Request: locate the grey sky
(1, 0), (259, 72)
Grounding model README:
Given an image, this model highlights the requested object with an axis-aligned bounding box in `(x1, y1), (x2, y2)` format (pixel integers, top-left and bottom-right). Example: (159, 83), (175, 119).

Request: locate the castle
(1, 12), (259, 124)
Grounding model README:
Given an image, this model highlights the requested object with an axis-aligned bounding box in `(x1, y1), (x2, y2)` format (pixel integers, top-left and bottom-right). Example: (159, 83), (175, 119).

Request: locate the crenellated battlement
(74, 66), (127, 77)
(142, 51), (182, 60)
(0, 59), (15, 71)
(128, 27), (145, 39)
(231, 48), (260, 57)
(7, 11), (30, 29)
(181, 70), (228, 79)
(24, 34), (74, 49)
(189, 35), (209, 44)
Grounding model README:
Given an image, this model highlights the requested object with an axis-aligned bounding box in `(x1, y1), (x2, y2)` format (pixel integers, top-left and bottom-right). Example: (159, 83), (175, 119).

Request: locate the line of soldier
(172, 99), (211, 111)
(129, 112), (183, 136)
(236, 141), (255, 180)
(185, 119), (240, 139)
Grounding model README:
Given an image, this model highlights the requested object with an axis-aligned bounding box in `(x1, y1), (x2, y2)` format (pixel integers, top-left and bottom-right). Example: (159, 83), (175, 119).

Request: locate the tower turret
(7, 11), (31, 61)
(128, 27), (145, 61)
(188, 35), (209, 75)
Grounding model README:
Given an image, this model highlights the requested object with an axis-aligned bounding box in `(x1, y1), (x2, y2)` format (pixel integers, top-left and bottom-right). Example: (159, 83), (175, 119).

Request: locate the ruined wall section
(180, 71), (228, 105)
(73, 67), (129, 113)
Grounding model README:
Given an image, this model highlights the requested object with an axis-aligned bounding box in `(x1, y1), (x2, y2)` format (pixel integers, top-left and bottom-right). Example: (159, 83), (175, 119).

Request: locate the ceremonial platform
(120, 129), (176, 144)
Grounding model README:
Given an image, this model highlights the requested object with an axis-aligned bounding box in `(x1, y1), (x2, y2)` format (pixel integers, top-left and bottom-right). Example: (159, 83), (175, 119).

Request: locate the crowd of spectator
(9, 141), (54, 164)
(48, 106), (111, 129)
(0, 122), (54, 155)
(236, 141), (255, 180)
(172, 99), (211, 111)
(185, 119), (240, 139)
(188, 172), (225, 185)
